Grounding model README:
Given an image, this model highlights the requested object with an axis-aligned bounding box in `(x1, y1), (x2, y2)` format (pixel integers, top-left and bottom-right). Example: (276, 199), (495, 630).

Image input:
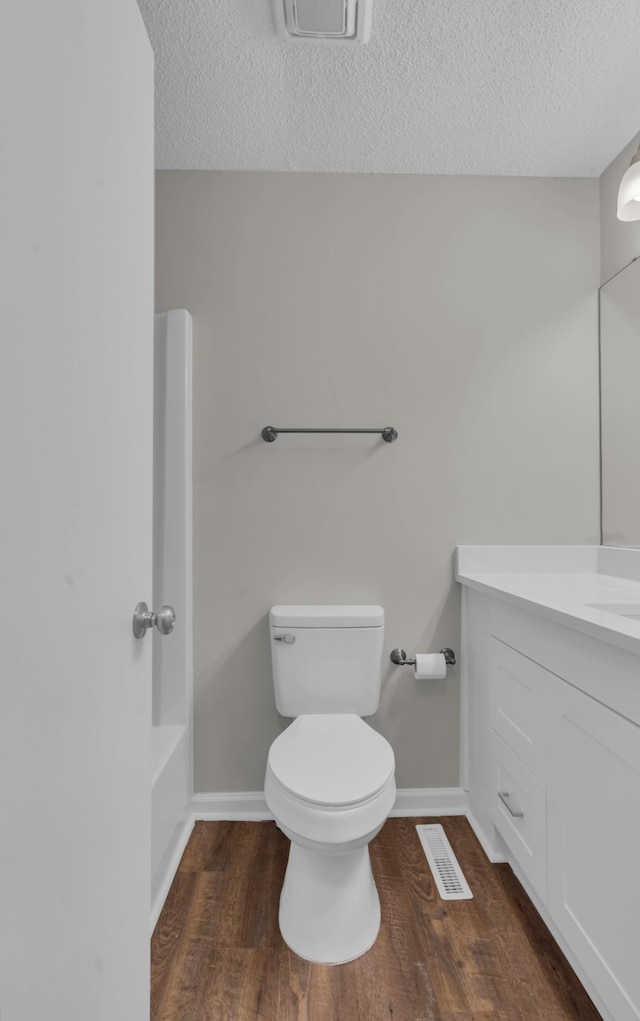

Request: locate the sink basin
(587, 602), (640, 621)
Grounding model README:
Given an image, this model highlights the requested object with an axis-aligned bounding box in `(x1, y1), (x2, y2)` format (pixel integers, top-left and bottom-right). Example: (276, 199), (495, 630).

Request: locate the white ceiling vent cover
(416, 824), (473, 900)
(273, 0), (372, 43)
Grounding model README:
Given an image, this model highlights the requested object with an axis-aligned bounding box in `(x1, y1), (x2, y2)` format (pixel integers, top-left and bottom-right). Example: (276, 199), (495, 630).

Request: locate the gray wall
(600, 130), (640, 282)
(155, 171), (600, 793)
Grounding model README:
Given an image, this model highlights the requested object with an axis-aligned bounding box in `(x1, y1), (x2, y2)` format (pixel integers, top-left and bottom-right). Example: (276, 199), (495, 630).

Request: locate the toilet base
(278, 841), (381, 964)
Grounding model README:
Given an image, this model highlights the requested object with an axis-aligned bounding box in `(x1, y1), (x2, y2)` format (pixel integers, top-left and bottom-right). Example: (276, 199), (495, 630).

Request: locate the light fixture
(272, 0), (372, 44)
(617, 144), (640, 221)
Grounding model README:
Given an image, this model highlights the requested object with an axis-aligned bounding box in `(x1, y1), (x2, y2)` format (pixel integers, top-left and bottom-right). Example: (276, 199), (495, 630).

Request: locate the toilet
(264, 604), (396, 965)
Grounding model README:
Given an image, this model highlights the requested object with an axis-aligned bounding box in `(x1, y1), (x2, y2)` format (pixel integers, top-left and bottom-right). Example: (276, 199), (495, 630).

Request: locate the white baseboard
(191, 791), (273, 820)
(191, 787), (468, 821)
(390, 787), (468, 817)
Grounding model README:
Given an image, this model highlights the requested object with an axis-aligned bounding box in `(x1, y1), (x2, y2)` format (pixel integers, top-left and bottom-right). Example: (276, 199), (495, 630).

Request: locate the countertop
(455, 546), (640, 656)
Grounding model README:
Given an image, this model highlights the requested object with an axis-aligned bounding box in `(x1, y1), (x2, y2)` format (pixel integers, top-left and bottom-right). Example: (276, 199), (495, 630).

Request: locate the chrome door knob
(154, 606), (176, 635)
(132, 601), (176, 639)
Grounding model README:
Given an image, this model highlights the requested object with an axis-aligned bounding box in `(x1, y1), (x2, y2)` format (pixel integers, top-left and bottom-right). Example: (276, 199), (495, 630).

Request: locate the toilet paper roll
(414, 653), (447, 680)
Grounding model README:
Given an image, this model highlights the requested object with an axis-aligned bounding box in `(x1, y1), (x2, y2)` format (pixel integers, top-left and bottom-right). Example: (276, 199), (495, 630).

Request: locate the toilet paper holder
(390, 647), (456, 667)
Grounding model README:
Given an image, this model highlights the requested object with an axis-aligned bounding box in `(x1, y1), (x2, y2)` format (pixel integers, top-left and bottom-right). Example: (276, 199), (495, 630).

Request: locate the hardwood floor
(151, 817), (602, 1020)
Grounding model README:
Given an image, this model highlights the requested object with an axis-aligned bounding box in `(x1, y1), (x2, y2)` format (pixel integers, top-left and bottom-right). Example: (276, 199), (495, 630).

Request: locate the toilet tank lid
(270, 604), (384, 628)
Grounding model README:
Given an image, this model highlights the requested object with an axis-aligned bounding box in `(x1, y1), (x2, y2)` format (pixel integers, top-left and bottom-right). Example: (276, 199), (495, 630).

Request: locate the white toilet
(264, 604), (396, 965)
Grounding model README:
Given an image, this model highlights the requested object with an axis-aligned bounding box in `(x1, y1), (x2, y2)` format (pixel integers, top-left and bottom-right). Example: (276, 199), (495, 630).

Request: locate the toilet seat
(268, 714), (395, 808)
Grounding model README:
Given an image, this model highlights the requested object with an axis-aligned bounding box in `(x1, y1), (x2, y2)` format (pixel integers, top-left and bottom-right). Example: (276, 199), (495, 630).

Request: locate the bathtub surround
(151, 310), (194, 926)
(155, 170), (600, 795)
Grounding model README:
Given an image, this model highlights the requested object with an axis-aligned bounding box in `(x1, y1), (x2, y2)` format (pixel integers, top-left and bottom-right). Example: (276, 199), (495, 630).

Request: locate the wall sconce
(617, 144), (640, 221)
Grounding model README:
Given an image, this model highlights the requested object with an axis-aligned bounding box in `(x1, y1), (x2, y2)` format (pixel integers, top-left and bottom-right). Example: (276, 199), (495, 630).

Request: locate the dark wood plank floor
(151, 817), (602, 1021)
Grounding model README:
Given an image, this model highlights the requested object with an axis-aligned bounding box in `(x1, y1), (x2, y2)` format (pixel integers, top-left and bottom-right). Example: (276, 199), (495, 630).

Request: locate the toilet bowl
(265, 713), (396, 964)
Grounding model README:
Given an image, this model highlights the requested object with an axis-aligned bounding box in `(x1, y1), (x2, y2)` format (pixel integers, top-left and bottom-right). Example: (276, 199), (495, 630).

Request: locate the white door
(0, 3), (153, 1019)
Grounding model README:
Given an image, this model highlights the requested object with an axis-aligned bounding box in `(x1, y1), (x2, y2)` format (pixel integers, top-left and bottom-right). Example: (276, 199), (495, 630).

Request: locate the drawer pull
(498, 790), (524, 818)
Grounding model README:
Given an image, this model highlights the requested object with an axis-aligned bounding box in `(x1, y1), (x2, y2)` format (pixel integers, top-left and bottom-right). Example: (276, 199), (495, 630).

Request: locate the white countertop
(455, 546), (640, 656)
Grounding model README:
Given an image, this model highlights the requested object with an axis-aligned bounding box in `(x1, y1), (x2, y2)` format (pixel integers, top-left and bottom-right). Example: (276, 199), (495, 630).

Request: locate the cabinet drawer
(490, 638), (550, 780)
(491, 730), (547, 900)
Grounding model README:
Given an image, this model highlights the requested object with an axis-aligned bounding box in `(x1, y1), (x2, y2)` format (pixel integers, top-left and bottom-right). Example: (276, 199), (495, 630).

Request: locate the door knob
(132, 601), (176, 639)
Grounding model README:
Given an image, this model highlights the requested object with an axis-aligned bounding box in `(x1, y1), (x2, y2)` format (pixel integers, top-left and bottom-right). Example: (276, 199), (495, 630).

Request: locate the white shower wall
(151, 309), (193, 926)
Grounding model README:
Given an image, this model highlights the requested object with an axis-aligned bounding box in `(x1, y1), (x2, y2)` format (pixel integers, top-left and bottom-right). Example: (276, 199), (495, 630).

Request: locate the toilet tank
(270, 604), (385, 717)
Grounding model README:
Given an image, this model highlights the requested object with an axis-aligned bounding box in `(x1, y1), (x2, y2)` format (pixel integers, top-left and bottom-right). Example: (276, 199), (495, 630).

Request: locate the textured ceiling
(137, 0), (640, 176)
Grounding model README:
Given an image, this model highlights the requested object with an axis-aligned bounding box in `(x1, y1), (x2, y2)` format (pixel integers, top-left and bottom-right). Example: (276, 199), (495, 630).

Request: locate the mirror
(600, 256), (640, 546)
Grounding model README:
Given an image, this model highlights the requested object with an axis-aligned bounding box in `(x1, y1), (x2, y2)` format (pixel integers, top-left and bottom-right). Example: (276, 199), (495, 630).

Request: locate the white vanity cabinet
(547, 677), (640, 1021)
(460, 579), (640, 1021)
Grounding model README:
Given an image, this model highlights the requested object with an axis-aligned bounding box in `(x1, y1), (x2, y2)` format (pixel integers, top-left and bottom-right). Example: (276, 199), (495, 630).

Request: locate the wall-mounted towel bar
(261, 426), (398, 443)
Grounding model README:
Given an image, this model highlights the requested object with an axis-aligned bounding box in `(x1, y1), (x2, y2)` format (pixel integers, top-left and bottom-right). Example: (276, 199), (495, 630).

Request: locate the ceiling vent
(272, 0), (372, 44)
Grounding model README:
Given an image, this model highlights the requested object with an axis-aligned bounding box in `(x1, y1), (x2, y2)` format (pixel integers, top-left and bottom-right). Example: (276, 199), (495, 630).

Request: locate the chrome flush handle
(273, 633), (295, 644)
(498, 791), (524, 818)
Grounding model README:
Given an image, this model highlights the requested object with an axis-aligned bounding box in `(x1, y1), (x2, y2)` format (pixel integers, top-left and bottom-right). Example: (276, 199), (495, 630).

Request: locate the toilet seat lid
(268, 714), (395, 807)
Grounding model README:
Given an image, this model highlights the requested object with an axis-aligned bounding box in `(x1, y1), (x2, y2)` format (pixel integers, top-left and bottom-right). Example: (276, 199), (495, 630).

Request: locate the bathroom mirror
(600, 256), (640, 546)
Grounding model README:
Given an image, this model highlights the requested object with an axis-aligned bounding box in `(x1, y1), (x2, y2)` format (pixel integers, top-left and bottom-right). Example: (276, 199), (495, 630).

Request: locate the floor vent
(416, 824), (473, 900)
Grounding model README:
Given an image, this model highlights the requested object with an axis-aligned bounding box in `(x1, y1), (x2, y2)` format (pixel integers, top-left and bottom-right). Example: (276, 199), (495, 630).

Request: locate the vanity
(456, 545), (640, 1021)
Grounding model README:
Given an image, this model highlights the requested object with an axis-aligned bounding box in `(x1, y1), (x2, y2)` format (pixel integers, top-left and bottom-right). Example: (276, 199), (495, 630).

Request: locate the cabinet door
(491, 731), (547, 900)
(548, 683), (640, 1021)
(489, 638), (551, 780)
